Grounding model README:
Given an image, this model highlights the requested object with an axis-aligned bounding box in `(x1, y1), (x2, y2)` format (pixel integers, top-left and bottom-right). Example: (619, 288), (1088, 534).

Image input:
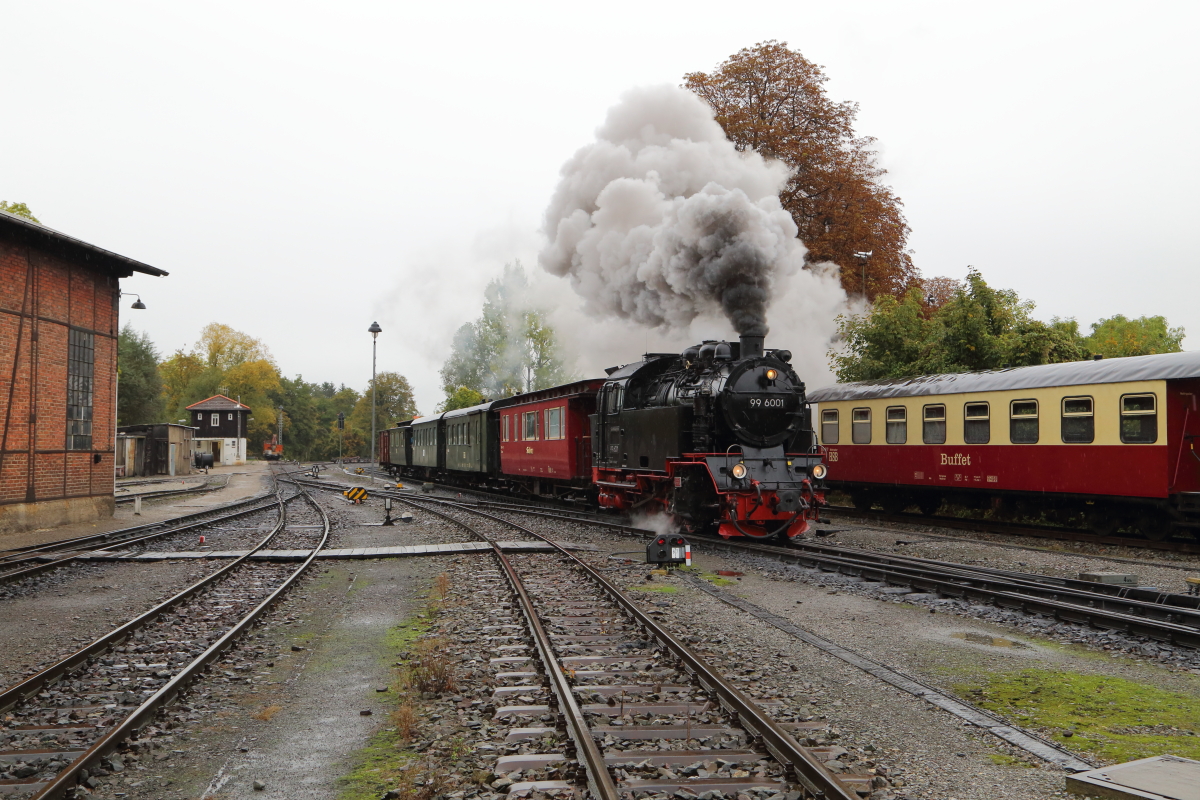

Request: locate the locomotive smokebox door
(646, 536), (691, 568)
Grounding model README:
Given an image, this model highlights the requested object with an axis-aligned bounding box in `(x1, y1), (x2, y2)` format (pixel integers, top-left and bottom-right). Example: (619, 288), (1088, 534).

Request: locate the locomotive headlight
(811, 463), (828, 480)
(765, 368), (778, 381)
(731, 462), (748, 480)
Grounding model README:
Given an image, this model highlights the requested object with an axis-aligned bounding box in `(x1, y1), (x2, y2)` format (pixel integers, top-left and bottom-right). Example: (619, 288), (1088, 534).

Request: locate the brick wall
(0, 238), (119, 508)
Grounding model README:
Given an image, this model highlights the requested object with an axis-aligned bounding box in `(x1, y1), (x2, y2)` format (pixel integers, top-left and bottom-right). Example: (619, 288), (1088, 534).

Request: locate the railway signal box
(646, 535), (691, 568)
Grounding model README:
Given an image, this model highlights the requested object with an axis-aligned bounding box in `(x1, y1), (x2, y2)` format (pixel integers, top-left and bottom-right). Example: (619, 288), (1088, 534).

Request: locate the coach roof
(807, 350), (1200, 403)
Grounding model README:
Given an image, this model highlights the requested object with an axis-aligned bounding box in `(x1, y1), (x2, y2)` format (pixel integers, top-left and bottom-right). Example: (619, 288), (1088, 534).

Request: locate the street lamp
(121, 292), (147, 309)
(853, 251), (873, 298)
(368, 321), (382, 464)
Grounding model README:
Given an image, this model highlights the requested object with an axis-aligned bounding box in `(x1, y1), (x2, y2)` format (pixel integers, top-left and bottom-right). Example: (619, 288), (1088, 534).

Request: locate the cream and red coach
(807, 351), (1200, 540)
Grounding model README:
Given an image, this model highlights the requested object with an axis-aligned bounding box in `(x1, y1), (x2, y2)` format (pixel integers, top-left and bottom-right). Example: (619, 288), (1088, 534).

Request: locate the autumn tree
(1085, 315), (1185, 358)
(439, 263), (572, 403)
(345, 372), (419, 455)
(685, 41), (917, 300)
(0, 201), (40, 223)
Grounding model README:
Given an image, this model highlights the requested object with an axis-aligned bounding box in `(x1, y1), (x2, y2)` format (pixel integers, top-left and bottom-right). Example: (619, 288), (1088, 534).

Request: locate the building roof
(186, 395), (252, 411)
(0, 208), (168, 278)
(807, 350), (1200, 403)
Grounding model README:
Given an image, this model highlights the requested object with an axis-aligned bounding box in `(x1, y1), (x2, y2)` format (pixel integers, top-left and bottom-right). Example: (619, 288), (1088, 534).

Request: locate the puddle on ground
(951, 631), (1029, 649)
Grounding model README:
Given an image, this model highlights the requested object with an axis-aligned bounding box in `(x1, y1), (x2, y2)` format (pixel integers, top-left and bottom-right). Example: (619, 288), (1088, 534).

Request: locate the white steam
(537, 84), (855, 384)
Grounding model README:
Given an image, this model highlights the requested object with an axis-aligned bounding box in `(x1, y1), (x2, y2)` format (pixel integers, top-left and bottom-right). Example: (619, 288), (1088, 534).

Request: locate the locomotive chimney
(740, 334), (764, 359)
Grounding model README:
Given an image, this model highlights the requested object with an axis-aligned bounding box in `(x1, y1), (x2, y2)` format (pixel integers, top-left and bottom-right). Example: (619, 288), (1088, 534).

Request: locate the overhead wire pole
(853, 250), (873, 299)
(369, 321), (382, 464)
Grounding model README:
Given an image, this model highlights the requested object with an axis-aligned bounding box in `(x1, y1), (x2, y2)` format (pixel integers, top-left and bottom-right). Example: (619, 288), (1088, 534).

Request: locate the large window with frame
(885, 406), (907, 444)
(1120, 394), (1157, 443)
(1010, 400), (1039, 444)
(851, 408), (871, 444)
(922, 404), (946, 444)
(523, 411), (539, 441)
(964, 402), (990, 444)
(820, 409), (839, 445)
(1061, 397), (1094, 443)
(211, 413), (220, 427)
(502, 415), (510, 442)
(544, 407), (564, 440)
(66, 328), (94, 450)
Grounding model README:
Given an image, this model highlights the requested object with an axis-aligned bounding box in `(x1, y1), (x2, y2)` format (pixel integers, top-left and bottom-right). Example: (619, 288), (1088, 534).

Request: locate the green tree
(1086, 315), (1185, 358)
(685, 41), (917, 300)
(439, 263), (572, 403)
(117, 324), (165, 425)
(439, 386), (485, 413)
(0, 201), (40, 223)
(831, 268), (1087, 381)
(346, 371), (418, 456)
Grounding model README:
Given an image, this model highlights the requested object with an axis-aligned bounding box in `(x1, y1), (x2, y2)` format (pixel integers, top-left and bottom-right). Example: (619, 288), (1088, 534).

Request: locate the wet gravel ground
(108, 495), (289, 556)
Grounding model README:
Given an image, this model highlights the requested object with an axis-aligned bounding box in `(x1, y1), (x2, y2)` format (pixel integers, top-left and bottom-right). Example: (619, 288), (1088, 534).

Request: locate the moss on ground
(337, 609), (433, 799)
(631, 584), (678, 593)
(958, 668), (1200, 764)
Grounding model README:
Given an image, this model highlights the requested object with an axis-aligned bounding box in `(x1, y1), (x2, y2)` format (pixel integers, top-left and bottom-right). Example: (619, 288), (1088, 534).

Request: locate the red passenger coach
(808, 351), (1200, 540)
(496, 380), (604, 499)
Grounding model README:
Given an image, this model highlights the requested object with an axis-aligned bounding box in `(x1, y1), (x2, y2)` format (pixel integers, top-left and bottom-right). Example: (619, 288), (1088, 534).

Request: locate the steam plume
(539, 85), (809, 337)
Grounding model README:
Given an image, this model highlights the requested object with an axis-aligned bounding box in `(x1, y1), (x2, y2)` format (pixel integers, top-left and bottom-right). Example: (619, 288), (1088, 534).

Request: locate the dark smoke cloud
(539, 85), (808, 337)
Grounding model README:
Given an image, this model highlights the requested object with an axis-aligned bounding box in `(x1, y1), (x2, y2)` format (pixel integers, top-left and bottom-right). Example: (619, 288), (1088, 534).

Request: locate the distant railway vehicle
(379, 334), (828, 539)
(807, 351), (1200, 540)
(263, 435), (283, 461)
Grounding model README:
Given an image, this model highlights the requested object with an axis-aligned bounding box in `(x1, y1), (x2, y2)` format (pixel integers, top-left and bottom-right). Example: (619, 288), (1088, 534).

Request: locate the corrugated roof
(807, 350), (1200, 403)
(0, 208), (167, 278)
(185, 395), (252, 411)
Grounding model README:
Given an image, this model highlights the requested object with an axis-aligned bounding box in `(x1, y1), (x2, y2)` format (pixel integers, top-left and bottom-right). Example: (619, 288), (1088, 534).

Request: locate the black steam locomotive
(592, 333), (827, 538)
(379, 332), (827, 539)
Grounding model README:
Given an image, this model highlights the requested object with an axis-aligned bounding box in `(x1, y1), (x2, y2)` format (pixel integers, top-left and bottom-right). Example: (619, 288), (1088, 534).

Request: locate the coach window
(1061, 397), (1094, 443)
(851, 408), (872, 444)
(964, 402), (990, 444)
(1010, 400), (1039, 444)
(1120, 394), (1157, 443)
(545, 407), (564, 440)
(502, 415), (510, 442)
(885, 407), (907, 444)
(820, 409), (839, 445)
(524, 410), (539, 441)
(922, 404), (946, 444)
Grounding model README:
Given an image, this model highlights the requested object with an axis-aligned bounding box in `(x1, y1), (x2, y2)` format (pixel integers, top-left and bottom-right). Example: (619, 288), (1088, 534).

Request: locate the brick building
(187, 395), (250, 466)
(0, 209), (167, 534)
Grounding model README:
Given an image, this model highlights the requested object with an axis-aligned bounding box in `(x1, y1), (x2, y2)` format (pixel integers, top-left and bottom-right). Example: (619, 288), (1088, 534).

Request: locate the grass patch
(631, 584), (678, 593)
(959, 668), (1200, 764)
(337, 727), (419, 800)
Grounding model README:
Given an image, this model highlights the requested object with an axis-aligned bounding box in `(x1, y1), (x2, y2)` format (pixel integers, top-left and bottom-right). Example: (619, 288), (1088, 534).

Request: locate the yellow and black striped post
(344, 487), (369, 504)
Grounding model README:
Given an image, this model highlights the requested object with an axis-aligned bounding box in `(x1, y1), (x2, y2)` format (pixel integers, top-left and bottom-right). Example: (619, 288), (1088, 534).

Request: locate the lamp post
(853, 251), (873, 298)
(368, 322), (382, 464)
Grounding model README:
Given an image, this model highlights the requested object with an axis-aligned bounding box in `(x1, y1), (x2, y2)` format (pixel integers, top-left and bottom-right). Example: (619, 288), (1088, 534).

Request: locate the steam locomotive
(379, 333), (827, 539)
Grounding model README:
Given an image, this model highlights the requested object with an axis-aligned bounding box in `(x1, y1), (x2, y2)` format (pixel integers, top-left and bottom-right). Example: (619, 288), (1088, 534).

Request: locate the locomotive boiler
(592, 333), (827, 538)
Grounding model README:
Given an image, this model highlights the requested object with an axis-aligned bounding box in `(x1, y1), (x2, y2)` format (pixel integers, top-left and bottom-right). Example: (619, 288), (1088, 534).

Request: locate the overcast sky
(7, 1), (1198, 413)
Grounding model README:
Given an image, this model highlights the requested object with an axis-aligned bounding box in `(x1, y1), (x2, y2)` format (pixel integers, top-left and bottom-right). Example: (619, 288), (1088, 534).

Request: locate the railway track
(0, 475), (330, 798)
(303, 474), (1200, 651)
(0, 489), (284, 587)
(112, 476), (227, 505)
(389, 492), (864, 800)
(822, 506), (1200, 555)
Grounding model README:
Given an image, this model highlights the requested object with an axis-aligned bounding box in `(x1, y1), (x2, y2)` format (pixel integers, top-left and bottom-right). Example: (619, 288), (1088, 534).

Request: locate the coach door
(1172, 381), (1200, 493)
